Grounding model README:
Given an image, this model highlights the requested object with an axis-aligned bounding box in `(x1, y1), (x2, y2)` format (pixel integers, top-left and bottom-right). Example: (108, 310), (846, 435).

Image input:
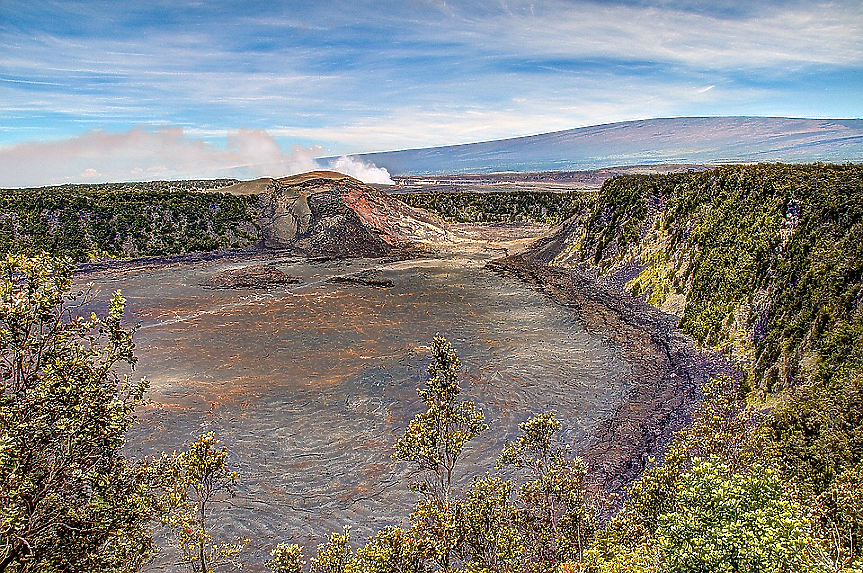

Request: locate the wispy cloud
(0, 0), (860, 158)
(439, 1), (863, 70)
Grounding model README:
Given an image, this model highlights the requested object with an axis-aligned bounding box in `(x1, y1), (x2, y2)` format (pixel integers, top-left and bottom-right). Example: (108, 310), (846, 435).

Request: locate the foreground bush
(0, 254), (152, 571)
(0, 254), (246, 573)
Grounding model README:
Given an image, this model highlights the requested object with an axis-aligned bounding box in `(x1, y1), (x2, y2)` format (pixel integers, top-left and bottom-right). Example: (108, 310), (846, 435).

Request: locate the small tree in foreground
(268, 543), (305, 573)
(498, 413), (596, 570)
(393, 334), (488, 505)
(0, 253), (153, 572)
(344, 526), (431, 573)
(393, 334), (487, 571)
(457, 475), (522, 572)
(311, 526), (352, 573)
(156, 432), (248, 573)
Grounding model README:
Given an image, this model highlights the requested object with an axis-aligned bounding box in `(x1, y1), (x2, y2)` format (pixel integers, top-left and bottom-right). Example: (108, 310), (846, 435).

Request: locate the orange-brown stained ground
(77, 251), (631, 570)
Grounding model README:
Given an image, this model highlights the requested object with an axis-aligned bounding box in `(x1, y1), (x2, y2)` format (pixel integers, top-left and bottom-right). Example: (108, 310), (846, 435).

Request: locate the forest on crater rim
(540, 163), (863, 572)
(1, 163), (862, 572)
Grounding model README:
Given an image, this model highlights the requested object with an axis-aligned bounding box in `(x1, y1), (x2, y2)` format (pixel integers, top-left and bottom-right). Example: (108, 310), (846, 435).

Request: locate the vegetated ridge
(398, 190), (595, 226)
(0, 171), (452, 262)
(0, 170), (589, 264)
(355, 117), (863, 174)
(493, 162), (863, 570)
(0, 180), (256, 261)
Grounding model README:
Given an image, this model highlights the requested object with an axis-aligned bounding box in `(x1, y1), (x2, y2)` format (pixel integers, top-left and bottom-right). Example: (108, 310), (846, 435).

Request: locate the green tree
(656, 457), (816, 573)
(156, 432), (248, 573)
(457, 475), (521, 572)
(498, 413), (596, 569)
(344, 527), (431, 573)
(394, 335), (488, 504)
(311, 526), (352, 573)
(0, 253), (153, 572)
(393, 334), (487, 571)
(267, 543), (305, 573)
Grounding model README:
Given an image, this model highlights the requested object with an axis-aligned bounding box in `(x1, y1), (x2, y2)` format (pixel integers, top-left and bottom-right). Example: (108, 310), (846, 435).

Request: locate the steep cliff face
(490, 163), (863, 498)
(252, 171), (448, 257)
(521, 163), (863, 393)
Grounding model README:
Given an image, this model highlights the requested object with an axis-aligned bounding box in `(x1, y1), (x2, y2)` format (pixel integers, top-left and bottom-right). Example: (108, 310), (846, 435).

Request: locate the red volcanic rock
(253, 171), (448, 257)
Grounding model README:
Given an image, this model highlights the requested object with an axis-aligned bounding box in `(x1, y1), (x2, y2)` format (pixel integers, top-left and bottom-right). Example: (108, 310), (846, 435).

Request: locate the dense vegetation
(572, 164), (862, 385)
(0, 255), (153, 571)
(555, 163), (863, 572)
(0, 254), (250, 572)
(398, 190), (594, 225)
(0, 181), (258, 262)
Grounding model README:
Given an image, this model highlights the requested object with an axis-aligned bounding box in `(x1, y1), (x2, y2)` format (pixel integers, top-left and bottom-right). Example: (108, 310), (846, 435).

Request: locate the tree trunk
(199, 542), (207, 573)
(0, 544), (23, 573)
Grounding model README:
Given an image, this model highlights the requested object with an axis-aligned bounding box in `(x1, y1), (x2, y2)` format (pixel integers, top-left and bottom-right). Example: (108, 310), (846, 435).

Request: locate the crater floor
(77, 242), (632, 568)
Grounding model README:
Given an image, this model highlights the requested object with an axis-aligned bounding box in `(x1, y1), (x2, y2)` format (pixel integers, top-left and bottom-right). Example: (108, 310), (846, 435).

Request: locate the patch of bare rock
(204, 264), (301, 289)
(251, 171), (450, 257)
(326, 269), (394, 288)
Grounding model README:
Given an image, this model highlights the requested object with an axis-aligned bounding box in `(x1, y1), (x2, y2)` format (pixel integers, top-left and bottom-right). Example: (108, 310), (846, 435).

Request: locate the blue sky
(1, 0), (861, 184)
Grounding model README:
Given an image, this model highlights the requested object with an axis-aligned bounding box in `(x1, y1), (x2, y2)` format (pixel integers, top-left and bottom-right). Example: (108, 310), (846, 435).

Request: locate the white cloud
(436, 1), (863, 70)
(0, 127), (358, 188)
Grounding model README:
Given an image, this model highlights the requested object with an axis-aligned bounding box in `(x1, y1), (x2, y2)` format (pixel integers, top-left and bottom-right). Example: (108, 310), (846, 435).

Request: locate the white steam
(325, 155), (394, 185)
(0, 127), (393, 188)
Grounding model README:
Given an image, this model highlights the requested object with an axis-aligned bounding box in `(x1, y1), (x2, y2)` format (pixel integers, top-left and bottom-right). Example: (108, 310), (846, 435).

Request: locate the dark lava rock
(293, 190), (393, 257)
(205, 264), (301, 289)
(327, 270), (393, 288)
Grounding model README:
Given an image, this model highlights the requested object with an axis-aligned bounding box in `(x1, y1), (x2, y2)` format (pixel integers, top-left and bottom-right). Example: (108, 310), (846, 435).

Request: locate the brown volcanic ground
(81, 246), (632, 570)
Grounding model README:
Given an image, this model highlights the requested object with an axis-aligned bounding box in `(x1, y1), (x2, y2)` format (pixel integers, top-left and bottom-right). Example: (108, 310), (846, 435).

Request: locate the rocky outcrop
(254, 171), (448, 257)
(204, 264), (301, 289)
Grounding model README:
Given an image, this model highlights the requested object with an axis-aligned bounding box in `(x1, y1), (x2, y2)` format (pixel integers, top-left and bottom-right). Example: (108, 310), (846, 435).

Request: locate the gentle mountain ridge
(354, 117), (863, 175)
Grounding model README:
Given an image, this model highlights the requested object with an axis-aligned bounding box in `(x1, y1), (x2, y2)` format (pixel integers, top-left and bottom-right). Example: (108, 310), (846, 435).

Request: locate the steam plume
(325, 155), (394, 185)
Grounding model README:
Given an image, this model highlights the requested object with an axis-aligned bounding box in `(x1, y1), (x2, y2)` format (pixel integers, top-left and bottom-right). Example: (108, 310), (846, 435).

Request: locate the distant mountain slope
(356, 117), (863, 175)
